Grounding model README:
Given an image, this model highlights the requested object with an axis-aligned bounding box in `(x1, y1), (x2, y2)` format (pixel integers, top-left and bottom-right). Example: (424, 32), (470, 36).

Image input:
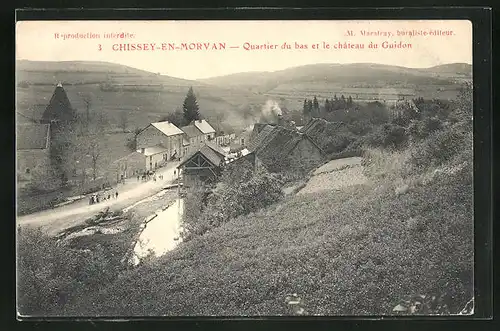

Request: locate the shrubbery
(182, 162), (284, 239)
(362, 123), (408, 150)
(17, 227), (124, 316)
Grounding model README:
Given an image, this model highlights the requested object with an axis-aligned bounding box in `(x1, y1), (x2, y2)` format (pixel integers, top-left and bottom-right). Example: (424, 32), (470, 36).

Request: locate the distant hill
(199, 63), (472, 90)
(199, 63), (472, 108)
(16, 60), (268, 130)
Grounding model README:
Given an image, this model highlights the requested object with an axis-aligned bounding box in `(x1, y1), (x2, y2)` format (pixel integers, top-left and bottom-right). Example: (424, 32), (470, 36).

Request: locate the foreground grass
(63, 160), (472, 316)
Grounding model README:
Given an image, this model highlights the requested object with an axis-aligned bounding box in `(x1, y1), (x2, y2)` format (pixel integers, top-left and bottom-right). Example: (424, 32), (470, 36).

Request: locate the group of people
(89, 191), (119, 205)
(137, 170), (166, 182)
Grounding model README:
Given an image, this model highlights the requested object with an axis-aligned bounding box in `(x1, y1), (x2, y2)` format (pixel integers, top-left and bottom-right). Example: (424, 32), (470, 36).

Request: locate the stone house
(16, 123), (52, 189)
(106, 151), (145, 183)
(17, 83), (77, 190)
(136, 120), (185, 165)
(180, 119), (217, 153)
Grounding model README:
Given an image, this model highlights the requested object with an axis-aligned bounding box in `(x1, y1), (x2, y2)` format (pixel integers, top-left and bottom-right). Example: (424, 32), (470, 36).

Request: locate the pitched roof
(250, 126), (324, 167)
(205, 141), (227, 157)
(300, 118), (346, 148)
(193, 119), (215, 134)
(247, 124), (275, 152)
(17, 123), (50, 150)
(151, 121), (184, 136)
(41, 84), (76, 123)
(178, 144), (224, 169)
(181, 124), (201, 138)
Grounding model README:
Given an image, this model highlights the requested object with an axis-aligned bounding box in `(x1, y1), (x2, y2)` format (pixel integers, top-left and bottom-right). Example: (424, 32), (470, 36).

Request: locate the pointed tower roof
(41, 83), (76, 124)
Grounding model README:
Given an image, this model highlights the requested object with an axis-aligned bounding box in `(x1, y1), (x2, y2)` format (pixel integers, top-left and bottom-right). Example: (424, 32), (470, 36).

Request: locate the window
(25, 168), (30, 174)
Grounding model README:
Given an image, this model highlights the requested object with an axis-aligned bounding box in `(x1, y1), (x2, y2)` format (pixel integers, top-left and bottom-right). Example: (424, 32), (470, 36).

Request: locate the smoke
(259, 100), (282, 124)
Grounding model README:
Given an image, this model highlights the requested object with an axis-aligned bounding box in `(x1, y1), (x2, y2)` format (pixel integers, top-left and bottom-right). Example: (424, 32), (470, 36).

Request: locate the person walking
(115, 191), (119, 199)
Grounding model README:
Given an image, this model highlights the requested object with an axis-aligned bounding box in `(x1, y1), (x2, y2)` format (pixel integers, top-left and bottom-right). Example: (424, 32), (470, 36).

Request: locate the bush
(407, 124), (470, 172)
(362, 123), (408, 150)
(407, 116), (444, 141)
(182, 164), (284, 238)
(17, 227), (124, 316)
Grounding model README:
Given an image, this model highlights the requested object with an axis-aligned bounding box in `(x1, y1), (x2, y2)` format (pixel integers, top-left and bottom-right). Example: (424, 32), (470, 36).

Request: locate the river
(131, 198), (184, 265)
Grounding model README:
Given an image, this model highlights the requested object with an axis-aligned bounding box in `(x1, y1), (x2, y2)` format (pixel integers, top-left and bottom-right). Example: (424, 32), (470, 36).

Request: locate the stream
(131, 198), (184, 265)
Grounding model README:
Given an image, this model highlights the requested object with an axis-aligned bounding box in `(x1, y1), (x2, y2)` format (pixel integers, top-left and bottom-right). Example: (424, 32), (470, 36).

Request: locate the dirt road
(17, 162), (180, 236)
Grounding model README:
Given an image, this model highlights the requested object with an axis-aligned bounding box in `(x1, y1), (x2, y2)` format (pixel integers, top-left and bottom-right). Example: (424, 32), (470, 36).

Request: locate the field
(16, 60), (268, 131)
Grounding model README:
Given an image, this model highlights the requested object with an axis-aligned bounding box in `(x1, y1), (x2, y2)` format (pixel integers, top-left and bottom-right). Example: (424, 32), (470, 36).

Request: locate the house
(177, 142), (227, 193)
(106, 151), (145, 184)
(136, 120), (185, 170)
(16, 123), (51, 189)
(214, 132), (236, 147)
(236, 124), (324, 172)
(299, 118), (348, 154)
(17, 83), (77, 190)
(180, 119), (216, 152)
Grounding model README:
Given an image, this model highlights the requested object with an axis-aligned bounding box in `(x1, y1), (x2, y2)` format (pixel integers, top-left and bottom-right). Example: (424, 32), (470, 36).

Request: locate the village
(17, 83), (327, 203)
(15, 18), (476, 318)
(17, 82), (334, 261)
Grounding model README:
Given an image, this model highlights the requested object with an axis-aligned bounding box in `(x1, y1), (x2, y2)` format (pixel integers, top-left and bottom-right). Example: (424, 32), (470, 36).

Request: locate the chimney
(141, 148), (145, 154)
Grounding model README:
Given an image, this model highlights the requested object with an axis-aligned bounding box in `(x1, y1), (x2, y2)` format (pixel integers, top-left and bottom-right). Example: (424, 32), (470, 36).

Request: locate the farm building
(136, 120), (185, 168)
(177, 142), (227, 194)
(17, 83), (77, 190)
(16, 123), (52, 189)
(238, 124), (324, 172)
(180, 119), (217, 152)
(106, 151), (145, 184)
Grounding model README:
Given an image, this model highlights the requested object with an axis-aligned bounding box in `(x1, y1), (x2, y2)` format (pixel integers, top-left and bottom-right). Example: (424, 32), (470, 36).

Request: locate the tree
(347, 96), (353, 107)
(160, 107), (185, 127)
(307, 100), (313, 117)
(324, 99), (331, 112)
(126, 128), (141, 151)
(313, 96), (319, 114)
(76, 97), (108, 181)
(182, 87), (200, 124)
(119, 111), (128, 132)
(302, 99), (310, 117)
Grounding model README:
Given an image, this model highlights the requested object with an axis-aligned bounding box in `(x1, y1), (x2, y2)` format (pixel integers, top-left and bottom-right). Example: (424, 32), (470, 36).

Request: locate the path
(17, 162), (180, 236)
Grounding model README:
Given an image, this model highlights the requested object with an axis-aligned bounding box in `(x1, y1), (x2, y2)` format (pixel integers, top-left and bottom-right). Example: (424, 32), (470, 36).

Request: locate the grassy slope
(16, 60), (267, 130)
(68, 161), (472, 316)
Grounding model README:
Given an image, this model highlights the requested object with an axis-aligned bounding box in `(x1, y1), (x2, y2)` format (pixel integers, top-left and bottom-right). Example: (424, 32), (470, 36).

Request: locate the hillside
(16, 60), (268, 130)
(57, 153), (472, 316)
(199, 63), (472, 109)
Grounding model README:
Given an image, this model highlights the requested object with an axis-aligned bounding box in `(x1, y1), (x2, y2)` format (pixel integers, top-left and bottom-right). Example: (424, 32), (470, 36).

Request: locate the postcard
(16, 19), (473, 317)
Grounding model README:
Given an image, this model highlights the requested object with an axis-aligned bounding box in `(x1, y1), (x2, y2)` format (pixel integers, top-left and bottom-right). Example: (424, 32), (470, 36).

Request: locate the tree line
(302, 94), (355, 117)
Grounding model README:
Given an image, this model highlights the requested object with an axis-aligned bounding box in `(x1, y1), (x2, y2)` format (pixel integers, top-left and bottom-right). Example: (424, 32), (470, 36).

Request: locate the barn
(177, 142), (227, 194)
(239, 124), (324, 172)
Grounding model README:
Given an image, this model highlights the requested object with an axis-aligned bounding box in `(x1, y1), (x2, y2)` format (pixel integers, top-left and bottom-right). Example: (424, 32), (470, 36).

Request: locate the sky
(16, 20), (472, 80)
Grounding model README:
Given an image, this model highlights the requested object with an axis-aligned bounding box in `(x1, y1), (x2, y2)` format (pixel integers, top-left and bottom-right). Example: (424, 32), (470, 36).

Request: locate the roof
(247, 124), (275, 152)
(178, 144), (224, 169)
(300, 118), (346, 146)
(17, 123), (50, 150)
(41, 84), (76, 123)
(137, 146), (168, 156)
(181, 125), (201, 138)
(251, 126), (324, 166)
(151, 121), (184, 136)
(205, 141), (227, 157)
(112, 151), (144, 164)
(193, 119), (215, 134)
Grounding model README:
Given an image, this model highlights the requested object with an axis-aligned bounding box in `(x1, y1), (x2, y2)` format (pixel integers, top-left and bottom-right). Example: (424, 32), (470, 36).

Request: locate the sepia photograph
(16, 19), (473, 317)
